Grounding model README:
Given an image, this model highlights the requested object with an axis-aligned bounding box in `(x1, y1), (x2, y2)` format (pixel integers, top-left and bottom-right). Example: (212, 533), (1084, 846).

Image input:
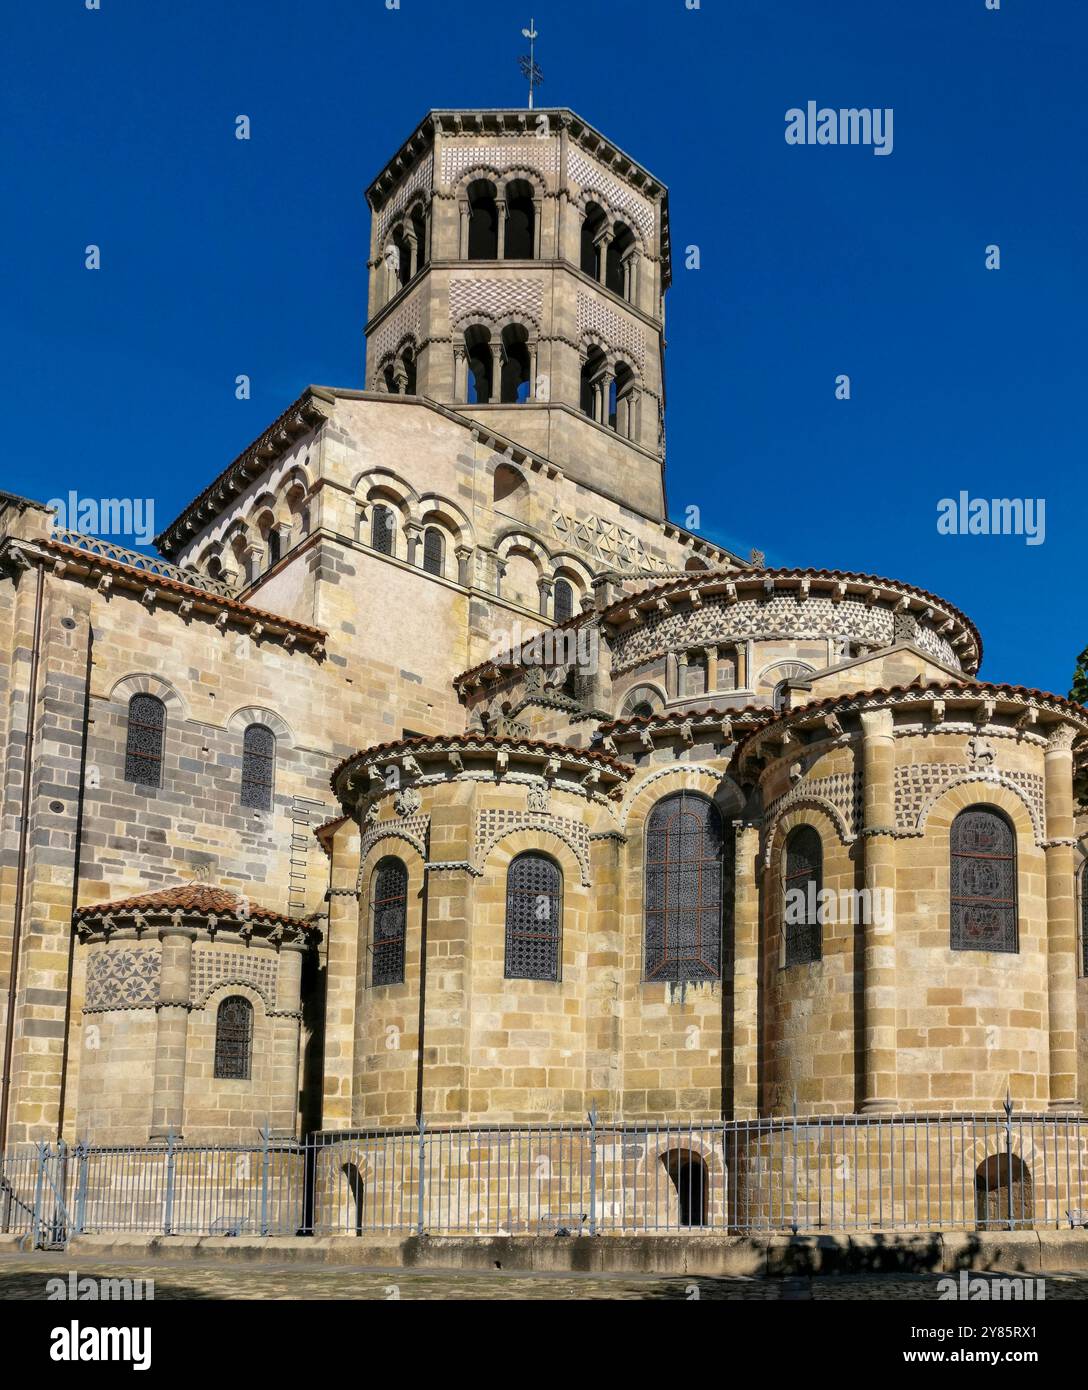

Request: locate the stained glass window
(372, 857), (408, 986)
(784, 825), (822, 966)
(951, 807), (1018, 953)
(214, 996), (253, 1080)
(371, 504), (395, 555)
(124, 694), (165, 787)
(644, 793), (724, 983)
(241, 723), (275, 810)
(505, 853), (562, 980)
(554, 578), (574, 623)
(423, 527), (444, 576)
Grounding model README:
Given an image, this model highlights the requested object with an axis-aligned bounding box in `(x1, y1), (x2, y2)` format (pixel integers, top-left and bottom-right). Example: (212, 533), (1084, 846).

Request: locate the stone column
(732, 822), (762, 1118)
(268, 944), (304, 1139)
(532, 200), (543, 259)
(272, 521), (292, 559)
(665, 651), (679, 700)
(675, 652), (689, 699)
(149, 924), (195, 1140)
(736, 642), (749, 692)
(704, 646), (719, 697)
(404, 523), (423, 567)
(527, 343), (538, 399)
(537, 576), (554, 617)
(601, 370), (615, 426)
(455, 545), (473, 587)
(453, 347), (467, 403)
(489, 344), (502, 404)
(406, 231), (418, 280)
(458, 201), (469, 258)
(495, 199), (507, 259)
(1044, 724), (1080, 1112)
(321, 821), (361, 1130)
(596, 232), (611, 286)
(859, 709), (898, 1113)
(242, 543), (263, 584)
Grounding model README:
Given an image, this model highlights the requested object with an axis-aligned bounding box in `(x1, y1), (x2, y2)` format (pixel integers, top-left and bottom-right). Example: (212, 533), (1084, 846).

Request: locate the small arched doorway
(975, 1153), (1034, 1230)
(661, 1149), (708, 1227)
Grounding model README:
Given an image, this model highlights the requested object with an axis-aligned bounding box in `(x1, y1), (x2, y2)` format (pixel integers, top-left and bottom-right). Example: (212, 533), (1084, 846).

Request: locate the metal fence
(4, 1111), (1088, 1248)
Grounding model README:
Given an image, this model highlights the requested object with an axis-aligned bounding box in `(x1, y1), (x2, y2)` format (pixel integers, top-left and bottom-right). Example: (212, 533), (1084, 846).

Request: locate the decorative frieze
(552, 511), (668, 573)
(568, 150), (654, 243)
(440, 140), (559, 187)
(474, 808), (591, 885)
(190, 946), (278, 1011)
(83, 947), (161, 1012)
(449, 276), (544, 331)
(894, 763), (1047, 843)
(576, 292), (646, 369)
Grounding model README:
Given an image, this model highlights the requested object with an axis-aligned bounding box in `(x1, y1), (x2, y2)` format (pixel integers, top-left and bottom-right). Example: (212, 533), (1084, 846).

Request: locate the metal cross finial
(519, 18), (543, 110)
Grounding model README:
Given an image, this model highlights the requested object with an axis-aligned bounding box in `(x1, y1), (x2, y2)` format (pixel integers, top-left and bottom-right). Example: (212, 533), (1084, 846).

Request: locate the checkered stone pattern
(552, 511), (668, 573)
(377, 157), (433, 244)
(359, 815), (430, 866)
(908, 623), (960, 670)
(766, 772), (863, 841)
(190, 945), (278, 1010)
(577, 293), (646, 369)
(449, 277), (544, 330)
(440, 141), (559, 187)
(894, 764), (1046, 841)
(567, 151), (654, 243)
(370, 300), (423, 366)
(474, 809), (591, 885)
(84, 947), (161, 1012)
(612, 595), (896, 673)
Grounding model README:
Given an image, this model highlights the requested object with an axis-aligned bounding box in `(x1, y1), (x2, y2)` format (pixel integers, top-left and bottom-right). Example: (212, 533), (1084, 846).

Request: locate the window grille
(214, 996), (253, 1080)
(372, 857), (408, 985)
(505, 853), (562, 980)
(951, 807), (1018, 953)
(371, 505), (395, 555)
(644, 792), (724, 982)
(241, 723), (275, 810)
(554, 578), (574, 623)
(422, 527), (444, 576)
(124, 694), (165, 786)
(784, 825), (822, 965)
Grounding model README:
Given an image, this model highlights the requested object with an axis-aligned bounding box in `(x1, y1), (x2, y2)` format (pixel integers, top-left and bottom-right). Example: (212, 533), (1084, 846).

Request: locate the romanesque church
(2, 109), (1086, 1192)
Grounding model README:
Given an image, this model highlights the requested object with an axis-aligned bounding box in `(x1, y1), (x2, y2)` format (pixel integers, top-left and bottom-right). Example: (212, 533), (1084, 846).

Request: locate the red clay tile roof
(73, 884), (316, 930)
(330, 732), (633, 789)
(597, 704), (773, 735)
(42, 538), (327, 643)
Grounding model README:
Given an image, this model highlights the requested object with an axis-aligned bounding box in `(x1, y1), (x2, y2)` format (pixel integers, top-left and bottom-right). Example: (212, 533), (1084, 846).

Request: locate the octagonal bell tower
(364, 108), (672, 519)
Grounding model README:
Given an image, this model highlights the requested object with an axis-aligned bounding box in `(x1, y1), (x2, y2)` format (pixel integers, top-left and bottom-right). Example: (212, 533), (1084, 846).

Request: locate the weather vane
(519, 19), (543, 110)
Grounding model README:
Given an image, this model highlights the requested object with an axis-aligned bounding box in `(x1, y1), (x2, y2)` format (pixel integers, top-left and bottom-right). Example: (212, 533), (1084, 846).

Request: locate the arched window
(553, 578), (574, 623)
(465, 326), (494, 404)
(644, 792), (725, 982)
(467, 180), (499, 259)
(504, 181), (536, 259)
(950, 806), (1018, 953)
(124, 693), (165, 787)
(370, 504), (395, 555)
(505, 852), (562, 981)
(371, 856), (408, 986)
(784, 825), (822, 965)
(499, 323), (531, 403)
(580, 203), (607, 279)
(241, 723), (275, 810)
(422, 527), (444, 577)
(214, 996), (253, 1080)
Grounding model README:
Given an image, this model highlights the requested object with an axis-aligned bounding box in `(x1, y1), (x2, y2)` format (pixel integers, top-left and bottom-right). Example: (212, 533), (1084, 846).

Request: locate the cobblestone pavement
(1, 1256), (1087, 1300)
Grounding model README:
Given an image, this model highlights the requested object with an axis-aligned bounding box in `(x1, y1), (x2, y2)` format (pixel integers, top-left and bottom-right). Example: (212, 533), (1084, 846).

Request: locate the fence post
(416, 1115), (426, 1237)
(259, 1127), (271, 1237)
(587, 1106), (598, 1236)
(163, 1131), (177, 1236)
(32, 1142), (49, 1249)
(74, 1143), (89, 1236)
(790, 1088), (799, 1237)
(1004, 1088), (1014, 1229)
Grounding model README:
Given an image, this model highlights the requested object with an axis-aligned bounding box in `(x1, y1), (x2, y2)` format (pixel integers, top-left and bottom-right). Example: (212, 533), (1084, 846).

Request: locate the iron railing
(3, 1111), (1088, 1248)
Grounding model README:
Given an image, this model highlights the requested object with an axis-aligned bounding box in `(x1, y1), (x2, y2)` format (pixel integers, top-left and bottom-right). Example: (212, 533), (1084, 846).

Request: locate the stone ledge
(47, 1230), (1088, 1276)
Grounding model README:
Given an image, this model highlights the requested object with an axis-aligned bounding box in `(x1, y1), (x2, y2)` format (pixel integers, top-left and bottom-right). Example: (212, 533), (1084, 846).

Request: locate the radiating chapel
(1, 107), (1087, 1159)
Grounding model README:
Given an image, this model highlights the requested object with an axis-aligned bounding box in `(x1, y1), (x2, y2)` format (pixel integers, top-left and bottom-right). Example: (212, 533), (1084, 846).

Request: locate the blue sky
(2, 0), (1083, 694)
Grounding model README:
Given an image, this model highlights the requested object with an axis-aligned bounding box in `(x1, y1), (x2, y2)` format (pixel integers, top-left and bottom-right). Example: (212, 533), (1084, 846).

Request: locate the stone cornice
(332, 733), (633, 810)
(154, 387), (335, 556)
(600, 568), (983, 674)
(736, 681), (1088, 777)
